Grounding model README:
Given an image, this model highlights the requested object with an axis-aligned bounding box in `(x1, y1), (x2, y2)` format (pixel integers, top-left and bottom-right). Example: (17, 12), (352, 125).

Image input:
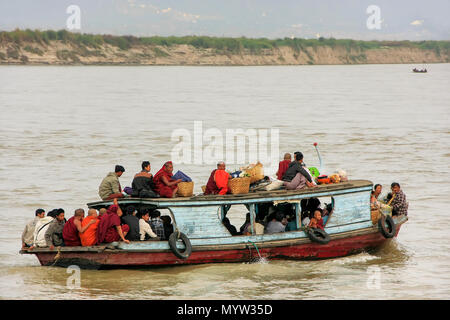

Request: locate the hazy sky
(0, 0), (449, 40)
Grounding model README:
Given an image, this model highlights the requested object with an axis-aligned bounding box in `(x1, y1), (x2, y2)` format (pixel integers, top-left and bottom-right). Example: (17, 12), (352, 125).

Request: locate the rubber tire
(307, 228), (331, 245)
(168, 232), (192, 259)
(378, 215), (396, 238)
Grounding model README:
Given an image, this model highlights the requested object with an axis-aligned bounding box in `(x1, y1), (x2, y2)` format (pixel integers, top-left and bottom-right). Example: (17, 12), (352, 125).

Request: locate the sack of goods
(240, 162), (264, 184)
(335, 169), (348, 182)
(228, 176), (251, 194)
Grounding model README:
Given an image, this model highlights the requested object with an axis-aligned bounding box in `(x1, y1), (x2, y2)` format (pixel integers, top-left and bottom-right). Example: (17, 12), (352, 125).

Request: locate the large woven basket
(228, 177), (251, 194)
(371, 209), (382, 225)
(177, 181), (194, 197)
(242, 162), (264, 184)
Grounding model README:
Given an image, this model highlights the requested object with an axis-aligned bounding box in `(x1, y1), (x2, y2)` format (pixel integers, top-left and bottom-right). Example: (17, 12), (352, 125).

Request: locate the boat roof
(87, 179), (373, 208)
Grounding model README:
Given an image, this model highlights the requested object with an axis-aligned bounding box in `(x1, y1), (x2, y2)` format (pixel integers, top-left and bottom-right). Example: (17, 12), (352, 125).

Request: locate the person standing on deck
(282, 152), (316, 190)
(21, 209), (46, 249)
(204, 161), (230, 195)
(390, 182), (408, 216)
(98, 165), (128, 200)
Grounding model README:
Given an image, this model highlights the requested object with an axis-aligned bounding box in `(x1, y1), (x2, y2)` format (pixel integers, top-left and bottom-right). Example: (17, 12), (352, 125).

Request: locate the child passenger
(308, 208), (324, 230)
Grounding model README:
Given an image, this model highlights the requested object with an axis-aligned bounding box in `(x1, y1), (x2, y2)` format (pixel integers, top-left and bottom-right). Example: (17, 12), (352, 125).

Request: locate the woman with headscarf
(153, 161), (181, 198)
(96, 202), (130, 244)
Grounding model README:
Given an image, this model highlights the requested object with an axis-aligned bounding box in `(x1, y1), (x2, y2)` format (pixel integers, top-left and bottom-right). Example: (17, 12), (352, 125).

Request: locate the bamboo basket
(371, 209), (382, 225)
(242, 162), (264, 184)
(177, 181), (194, 197)
(228, 177), (251, 194)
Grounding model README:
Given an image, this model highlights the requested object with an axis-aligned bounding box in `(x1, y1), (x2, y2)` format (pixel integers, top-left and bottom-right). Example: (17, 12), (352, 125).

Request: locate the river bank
(1, 29), (449, 66)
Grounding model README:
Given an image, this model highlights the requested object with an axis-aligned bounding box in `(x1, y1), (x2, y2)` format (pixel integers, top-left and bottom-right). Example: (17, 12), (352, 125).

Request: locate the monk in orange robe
(204, 161), (230, 195)
(80, 209), (100, 246)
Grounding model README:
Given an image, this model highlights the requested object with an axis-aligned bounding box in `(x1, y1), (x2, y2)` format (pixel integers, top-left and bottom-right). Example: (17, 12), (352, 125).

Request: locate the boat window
(221, 204), (249, 236)
(300, 196), (334, 228)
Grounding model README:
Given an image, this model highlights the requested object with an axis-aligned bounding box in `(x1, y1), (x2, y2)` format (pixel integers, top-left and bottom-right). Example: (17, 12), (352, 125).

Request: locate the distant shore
(1, 29), (449, 66)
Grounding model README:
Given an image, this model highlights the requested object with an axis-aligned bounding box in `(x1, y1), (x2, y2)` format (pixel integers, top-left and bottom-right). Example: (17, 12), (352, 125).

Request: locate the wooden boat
(20, 180), (407, 269)
(412, 68), (427, 73)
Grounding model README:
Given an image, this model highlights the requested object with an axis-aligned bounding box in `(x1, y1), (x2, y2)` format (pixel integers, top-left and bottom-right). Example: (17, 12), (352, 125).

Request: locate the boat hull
(29, 223), (403, 269)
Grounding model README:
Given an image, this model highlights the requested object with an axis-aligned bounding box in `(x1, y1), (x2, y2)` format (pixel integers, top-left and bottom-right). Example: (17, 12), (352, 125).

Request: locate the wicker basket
(242, 162), (264, 184)
(177, 181), (194, 197)
(228, 177), (251, 194)
(371, 209), (382, 225)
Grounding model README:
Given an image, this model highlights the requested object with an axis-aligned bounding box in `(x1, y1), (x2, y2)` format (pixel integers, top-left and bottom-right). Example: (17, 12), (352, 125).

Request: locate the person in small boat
(131, 161), (158, 198)
(282, 152), (316, 190)
(21, 208), (46, 249)
(161, 215), (174, 239)
(265, 212), (286, 234)
(222, 217), (240, 236)
(121, 206), (140, 241)
(96, 201), (130, 244)
(204, 161), (231, 195)
(63, 208), (97, 246)
(80, 209), (100, 246)
(98, 165), (128, 200)
(44, 209), (66, 249)
(139, 210), (158, 241)
(149, 210), (165, 239)
(276, 153), (291, 180)
(390, 182), (408, 216)
(308, 208), (324, 230)
(153, 161), (182, 198)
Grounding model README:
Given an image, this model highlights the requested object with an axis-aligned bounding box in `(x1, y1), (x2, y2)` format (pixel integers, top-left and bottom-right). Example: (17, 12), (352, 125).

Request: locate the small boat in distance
(413, 68), (427, 73)
(21, 180), (408, 269)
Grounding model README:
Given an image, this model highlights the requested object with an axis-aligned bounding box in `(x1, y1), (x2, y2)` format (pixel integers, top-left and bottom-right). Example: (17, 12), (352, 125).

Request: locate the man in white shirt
(139, 211), (158, 241)
(21, 209), (45, 249)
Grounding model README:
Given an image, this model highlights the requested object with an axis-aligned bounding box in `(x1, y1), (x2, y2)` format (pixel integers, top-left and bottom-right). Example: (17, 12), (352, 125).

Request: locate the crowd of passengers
(222, 197), (333, 236)
(22, 154), (409, 248)
(21, 198), (174, 250)
(97, 151), (316, 201)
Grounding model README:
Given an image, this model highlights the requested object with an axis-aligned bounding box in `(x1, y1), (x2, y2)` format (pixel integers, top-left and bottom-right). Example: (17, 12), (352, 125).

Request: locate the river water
(0, 64), (449, 300)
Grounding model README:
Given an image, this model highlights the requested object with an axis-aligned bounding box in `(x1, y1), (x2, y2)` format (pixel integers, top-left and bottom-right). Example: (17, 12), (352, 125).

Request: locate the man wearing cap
(98, 165), (128, 200)
(21, 209), (46, 249)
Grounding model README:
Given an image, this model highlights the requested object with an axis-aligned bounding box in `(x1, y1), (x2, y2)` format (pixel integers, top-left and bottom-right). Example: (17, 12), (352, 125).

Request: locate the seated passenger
(282, 152), (316, 190)
(30, 209), (61, 249)
(222, 217), (239, 236)
(161, 215), (174, 240)
(265, 212), (286, 234)
(96, 202), (130, 244)
(276, 153), (291, 180)
(139, 211), (158, 240)
(98, 165), (127, 200)
(153, 161), (181, 198)
(63, 208), (96, 246)
(22, 208), (46, 249)
(390, 182), (408, 216)
(285, 215), (298, 231)
(44, 209), (66, 249)
(149, 210), (165, 239)
(132, 161), (158, 198)
(121, 206), (140, 241)
(308, 208), (325, 230)
(204, 161), (230, 195)
(80, 209), (100, 246)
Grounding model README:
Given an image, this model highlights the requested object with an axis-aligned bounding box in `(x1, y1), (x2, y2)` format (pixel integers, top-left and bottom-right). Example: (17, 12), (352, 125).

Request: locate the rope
(51, 247), (62, 266)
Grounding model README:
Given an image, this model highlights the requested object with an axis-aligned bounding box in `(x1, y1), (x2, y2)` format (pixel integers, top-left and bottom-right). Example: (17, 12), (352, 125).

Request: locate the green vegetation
(24, 45), (44, 56)
(1, 29), (449, 55)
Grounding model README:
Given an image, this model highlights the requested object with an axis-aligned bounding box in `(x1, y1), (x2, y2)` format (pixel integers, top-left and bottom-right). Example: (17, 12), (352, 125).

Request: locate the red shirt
(277, 160), (291, 180)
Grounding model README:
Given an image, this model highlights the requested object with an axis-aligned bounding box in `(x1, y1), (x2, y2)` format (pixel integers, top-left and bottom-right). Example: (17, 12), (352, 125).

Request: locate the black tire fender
(378, 215), (396, 238)
(306, 228), (331, 245)
(168, 231), (192, 259)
